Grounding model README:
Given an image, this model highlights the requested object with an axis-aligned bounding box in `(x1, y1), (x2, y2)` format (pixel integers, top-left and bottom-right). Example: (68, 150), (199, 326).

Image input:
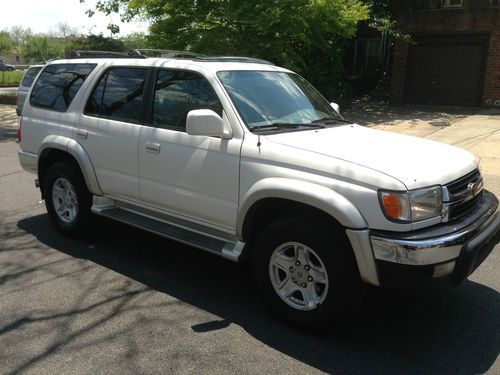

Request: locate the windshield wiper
(249, 123), (324, 132)
(311, 117), (352, 125)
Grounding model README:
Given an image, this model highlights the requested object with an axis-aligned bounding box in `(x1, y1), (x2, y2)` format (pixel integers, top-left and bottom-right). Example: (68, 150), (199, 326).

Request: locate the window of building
(30, 64), (96, 112)
(85, 67), (149, 123)
(151, 70), (222, 130)
(353, 38), (381, 75)
(490, 0), (500, 7)
(442, 0), (464, 7)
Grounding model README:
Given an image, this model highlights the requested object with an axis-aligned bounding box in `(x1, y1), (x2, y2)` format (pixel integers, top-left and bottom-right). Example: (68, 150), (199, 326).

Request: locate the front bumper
(370, 190), (500, 287)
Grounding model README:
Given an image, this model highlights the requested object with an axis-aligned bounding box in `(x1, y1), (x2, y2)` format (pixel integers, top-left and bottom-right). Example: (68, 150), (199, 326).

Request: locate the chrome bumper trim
(371, 194), (499, 265)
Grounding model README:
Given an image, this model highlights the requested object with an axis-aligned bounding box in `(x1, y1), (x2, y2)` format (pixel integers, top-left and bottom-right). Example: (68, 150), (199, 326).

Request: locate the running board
(92, 204), (245, 262)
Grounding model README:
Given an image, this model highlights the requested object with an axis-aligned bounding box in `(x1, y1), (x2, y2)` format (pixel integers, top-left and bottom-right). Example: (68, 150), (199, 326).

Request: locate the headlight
(379, 186), (442, 222)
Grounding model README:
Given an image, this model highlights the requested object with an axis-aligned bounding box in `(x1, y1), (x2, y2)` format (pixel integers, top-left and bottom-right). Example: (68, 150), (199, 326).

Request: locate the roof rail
(68, 50), (146, 59)
(68, 49), (274, 65)
(129, 49), (205, 58)
(194, 56), (275, 65)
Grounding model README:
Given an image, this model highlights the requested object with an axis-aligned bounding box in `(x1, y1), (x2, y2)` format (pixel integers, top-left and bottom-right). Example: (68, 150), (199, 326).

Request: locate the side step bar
(92, 204), (245, 262)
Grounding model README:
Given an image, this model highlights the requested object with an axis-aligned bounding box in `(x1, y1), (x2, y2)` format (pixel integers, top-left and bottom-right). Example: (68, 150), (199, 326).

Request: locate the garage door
(404, 42), (485, 106)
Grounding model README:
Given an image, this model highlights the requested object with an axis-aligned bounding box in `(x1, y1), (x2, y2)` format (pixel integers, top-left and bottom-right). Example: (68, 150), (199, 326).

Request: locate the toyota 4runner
(17, 50), (500, 329)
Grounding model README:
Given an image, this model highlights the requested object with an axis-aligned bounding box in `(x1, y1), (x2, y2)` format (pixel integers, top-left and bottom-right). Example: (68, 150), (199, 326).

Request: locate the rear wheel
(252, 216), (362, 330)
(44, 161), (92, 235)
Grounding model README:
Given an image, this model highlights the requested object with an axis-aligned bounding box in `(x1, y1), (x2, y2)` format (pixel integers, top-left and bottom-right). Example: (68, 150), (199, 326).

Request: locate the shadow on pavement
(17, 214), (500, 374)
(342, 97), (479, 127)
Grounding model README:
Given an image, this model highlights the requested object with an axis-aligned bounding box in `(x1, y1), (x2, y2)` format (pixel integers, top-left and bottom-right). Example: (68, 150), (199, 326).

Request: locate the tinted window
(30, 64), (96, 111)
(152, 70), (222, 129)
(21, 66), (42, 87)
(217, 71), (342, 129)
(85, 67), (148, 123)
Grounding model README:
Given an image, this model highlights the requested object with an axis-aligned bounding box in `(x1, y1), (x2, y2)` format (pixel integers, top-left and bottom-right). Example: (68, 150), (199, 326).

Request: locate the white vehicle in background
(17, 50), (500, 329)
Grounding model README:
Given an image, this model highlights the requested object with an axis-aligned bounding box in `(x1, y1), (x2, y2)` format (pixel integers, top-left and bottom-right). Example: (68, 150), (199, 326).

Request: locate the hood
(265, 125), (478, 189)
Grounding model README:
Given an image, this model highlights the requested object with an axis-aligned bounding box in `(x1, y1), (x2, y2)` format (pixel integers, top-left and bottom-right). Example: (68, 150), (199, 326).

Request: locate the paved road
(1, 105), (499, 374)
(0, 87), (17, 95)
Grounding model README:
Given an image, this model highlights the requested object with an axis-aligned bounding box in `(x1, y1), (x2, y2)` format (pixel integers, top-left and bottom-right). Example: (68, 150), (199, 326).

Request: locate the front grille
(444, 169), (483, 221)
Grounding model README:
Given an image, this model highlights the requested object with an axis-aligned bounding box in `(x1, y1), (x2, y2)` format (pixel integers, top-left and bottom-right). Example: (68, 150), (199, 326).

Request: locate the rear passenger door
(76, 67), (150, 201)
(138, 69), (241, 231)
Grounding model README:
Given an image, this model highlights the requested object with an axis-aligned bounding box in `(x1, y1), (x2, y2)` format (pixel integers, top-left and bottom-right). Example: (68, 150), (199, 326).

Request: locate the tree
(363, 0), (410, 41)
(8, 26), (32, 49)
(22, 35), (64, 62)
(0, 32), (13, 57)
(121, 32), (150, 50)
(65, 33), (126, 55)
(52, 22), (80, 40)
(82, 0), (369, 99)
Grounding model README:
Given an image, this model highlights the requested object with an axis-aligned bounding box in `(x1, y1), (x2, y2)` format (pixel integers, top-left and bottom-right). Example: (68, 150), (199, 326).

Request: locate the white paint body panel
(138, 125), (241, 231)
(266, 125), (477, 190)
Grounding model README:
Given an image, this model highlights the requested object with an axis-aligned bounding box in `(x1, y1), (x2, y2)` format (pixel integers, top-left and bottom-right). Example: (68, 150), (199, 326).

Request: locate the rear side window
(85, 67), (148, 123)
(21, 66), (42, 87)
(30, 64), (96, 112)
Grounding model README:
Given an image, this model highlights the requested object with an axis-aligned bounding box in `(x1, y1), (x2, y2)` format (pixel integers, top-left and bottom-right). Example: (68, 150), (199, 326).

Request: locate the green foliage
(121, 32), (151, 50)
(363, 0), (411, 41)
(65, 34), (126, 55)
(0, 70), (24, 85)
(22, 35), (65, 62)
(0, 32), (13, 57)
(83, 0), (370, 99)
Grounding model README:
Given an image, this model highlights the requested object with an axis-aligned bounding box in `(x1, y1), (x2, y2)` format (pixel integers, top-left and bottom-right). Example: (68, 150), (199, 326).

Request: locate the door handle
(76, 129), (88, 139)
(146, 142), (161, 154)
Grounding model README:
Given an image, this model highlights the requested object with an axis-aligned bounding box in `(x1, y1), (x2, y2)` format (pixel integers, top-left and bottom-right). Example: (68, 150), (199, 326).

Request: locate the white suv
(17, 50), (500, 329)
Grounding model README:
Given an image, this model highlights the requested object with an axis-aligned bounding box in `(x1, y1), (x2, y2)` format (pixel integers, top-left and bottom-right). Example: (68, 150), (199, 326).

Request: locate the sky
(0, 0), (149, 36)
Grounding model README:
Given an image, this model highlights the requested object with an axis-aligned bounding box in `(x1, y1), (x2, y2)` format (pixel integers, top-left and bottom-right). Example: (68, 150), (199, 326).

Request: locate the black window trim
(29, 63), (97, 113)
(144, 67), (223, 133)
(83, 65), (154, 125)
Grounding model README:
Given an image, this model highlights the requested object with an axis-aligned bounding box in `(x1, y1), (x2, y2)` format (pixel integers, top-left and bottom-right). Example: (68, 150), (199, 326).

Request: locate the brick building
(390, 0), (500, 107)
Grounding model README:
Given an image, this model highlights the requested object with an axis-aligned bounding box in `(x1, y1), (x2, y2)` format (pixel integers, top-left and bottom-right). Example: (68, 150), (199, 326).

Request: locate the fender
(38, 135), (103, 195)
(237, 177), (367, 237)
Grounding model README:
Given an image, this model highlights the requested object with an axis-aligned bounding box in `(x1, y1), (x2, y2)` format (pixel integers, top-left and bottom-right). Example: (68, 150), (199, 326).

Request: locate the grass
(0, 70), (24, 85)
(0, 93), (16, 97)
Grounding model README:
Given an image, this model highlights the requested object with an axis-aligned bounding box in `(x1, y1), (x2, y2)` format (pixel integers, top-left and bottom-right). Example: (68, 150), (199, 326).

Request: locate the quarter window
(152, 70), (222, 130)
(30, 64), (96, 112)
(21, 66), (43, 88)
(85, 67), (148, 123)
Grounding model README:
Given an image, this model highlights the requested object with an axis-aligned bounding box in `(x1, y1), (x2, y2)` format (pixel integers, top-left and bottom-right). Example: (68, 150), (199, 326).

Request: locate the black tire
(251, 216), (363, 330)
(44, 160), (92, 235)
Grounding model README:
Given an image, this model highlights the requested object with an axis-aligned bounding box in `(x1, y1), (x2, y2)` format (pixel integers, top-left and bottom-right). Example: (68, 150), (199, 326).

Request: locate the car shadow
(17, 214), (500, 374)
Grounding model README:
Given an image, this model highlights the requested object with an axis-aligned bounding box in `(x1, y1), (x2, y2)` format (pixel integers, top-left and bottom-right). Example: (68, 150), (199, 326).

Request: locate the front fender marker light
(380, 192), (410, 221)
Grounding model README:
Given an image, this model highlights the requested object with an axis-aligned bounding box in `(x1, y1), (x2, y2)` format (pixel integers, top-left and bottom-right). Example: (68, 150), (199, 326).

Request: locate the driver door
(138, 69), (241, 231)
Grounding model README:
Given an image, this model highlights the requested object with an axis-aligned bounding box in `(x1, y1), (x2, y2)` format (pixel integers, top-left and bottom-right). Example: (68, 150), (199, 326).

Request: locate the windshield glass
(217, 71), (343, 130)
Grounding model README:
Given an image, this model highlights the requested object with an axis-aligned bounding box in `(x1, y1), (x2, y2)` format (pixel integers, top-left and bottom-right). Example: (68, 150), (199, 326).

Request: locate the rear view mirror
(330, 102), (340, 114)
(186, 109), (231, 139)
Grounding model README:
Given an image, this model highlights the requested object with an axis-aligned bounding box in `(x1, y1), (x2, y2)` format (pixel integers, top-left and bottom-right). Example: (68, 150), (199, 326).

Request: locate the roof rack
(128, 49), (205, 58)
(194, 56), (274, 65)
(68, 49), (274, 65)
(69, 50), (146, 59)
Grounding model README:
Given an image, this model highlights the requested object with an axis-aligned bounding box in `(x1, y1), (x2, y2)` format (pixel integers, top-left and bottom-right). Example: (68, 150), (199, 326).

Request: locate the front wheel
(252, 216), (363, 330)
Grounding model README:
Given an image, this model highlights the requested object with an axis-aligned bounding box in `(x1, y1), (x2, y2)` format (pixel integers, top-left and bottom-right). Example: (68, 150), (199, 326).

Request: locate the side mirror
(186, 109), (230, 139)
(330, 102), (340, 114)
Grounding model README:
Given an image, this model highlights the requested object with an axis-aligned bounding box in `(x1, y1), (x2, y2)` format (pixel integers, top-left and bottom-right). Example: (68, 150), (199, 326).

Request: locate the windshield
(217, 71), (344, 130)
